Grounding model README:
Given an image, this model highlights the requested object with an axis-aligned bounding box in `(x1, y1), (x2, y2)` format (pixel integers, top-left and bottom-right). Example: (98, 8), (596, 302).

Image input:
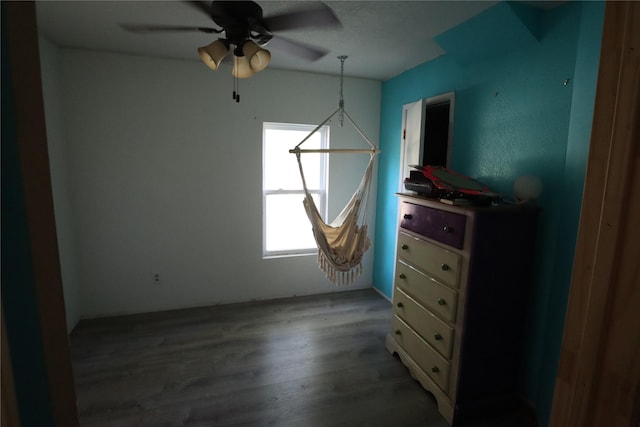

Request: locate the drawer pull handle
(443, 225), (451, 233)
(437, 298), (447, 306)
(403, 214), (413, 220)
(434, 333), (443, 341)
(401, 244), (409, 250)
(431, 366), (440, 373)
(395, 330), (402, 335)
(398, 273), (406, 280)
(441, 263), (450, 271)
(396, 302), (404, 308)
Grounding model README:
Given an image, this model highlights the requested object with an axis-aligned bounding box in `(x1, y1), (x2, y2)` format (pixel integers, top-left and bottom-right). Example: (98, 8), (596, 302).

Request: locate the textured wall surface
(39, 37), (82, 331)
(373, 2), (604, 425)
(40, 47), (381, 319)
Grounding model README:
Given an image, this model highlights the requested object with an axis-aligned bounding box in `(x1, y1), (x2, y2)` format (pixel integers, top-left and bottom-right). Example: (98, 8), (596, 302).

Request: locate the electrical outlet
(153, 273), (160, 284)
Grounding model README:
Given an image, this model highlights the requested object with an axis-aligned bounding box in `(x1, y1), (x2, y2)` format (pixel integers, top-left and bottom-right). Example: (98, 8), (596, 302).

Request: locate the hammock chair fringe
(318, 251), (363, 286)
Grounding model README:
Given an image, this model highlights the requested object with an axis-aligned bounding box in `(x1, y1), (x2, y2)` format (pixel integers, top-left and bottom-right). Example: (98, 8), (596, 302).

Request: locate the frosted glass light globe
(514, 175), (543, 203)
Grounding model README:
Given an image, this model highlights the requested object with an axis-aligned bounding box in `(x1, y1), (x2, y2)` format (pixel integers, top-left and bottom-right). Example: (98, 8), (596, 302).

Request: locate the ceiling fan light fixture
(242, 40), (271, 73)
(232, 55), (254, 78)
(198, 39), (228, 71)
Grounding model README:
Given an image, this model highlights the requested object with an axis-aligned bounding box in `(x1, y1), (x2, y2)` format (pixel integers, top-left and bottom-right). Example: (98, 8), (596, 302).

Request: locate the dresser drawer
(391, 315), (450, 392)
(400, 202), (466, 249)
(395, 261), (458, 322)
(393, 289), (454, 358)
(397, 232), (461, 288)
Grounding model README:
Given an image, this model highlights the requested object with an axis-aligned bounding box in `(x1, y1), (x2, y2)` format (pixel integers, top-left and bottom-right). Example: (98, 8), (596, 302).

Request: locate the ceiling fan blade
(267, 35), (329, 61)
(120, 24), (222, 34)
(263, 2), (341, 32)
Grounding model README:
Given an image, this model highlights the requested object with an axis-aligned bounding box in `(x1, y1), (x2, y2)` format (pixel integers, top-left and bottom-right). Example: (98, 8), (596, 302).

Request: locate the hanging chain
(231, 52), (240, 103)
(337, 55), (347, 127)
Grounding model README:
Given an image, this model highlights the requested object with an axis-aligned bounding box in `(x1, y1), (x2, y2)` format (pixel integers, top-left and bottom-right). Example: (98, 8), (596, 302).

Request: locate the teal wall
(372, 2), (604, 426)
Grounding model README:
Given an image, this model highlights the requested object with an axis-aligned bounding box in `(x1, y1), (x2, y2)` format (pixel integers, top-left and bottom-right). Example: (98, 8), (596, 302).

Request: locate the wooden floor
(70, 289), (537, 427)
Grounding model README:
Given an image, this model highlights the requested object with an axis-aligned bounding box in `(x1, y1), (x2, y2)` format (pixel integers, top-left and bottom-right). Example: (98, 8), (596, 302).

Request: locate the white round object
(514, 175), (543, 202)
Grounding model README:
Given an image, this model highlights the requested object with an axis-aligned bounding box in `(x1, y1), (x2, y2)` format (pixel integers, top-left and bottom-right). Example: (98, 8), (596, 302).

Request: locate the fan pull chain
(337, 55), (347, 127)
(232, 56), (240, 103)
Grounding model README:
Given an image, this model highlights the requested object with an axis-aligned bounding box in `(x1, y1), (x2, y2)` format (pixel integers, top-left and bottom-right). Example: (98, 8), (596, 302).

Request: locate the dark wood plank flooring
(70, 289), (537, 427)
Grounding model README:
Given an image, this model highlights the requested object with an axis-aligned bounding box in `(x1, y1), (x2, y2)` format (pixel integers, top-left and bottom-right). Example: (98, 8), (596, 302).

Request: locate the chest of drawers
(386, 195), (539, 424)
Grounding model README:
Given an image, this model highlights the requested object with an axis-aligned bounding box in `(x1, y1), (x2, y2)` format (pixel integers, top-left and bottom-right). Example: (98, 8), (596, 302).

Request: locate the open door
(2, 2), (79, 425)
(550, 2), (640, 426)
(399, 99), (426, 191)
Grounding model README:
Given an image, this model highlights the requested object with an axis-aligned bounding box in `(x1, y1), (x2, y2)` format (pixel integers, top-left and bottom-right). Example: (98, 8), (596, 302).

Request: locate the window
(263, 122), (329, 257)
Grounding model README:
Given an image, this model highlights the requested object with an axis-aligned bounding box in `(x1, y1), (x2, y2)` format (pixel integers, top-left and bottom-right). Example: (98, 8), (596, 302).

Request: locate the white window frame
(262, 122), (329, 258)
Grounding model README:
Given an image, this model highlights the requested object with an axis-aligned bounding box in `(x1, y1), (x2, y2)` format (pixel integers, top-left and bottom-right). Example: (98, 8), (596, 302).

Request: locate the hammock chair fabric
(296, 151), (376, 285)
(292, 107), (379, 285)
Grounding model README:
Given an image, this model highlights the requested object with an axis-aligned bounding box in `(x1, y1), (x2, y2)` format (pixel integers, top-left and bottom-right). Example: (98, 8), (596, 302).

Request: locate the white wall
(39, 38), (82, 331)
(46, 47), (380, 318)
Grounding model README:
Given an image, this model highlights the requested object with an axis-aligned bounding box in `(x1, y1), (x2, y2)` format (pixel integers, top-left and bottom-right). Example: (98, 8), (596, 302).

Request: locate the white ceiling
(37, 1), (511, 81)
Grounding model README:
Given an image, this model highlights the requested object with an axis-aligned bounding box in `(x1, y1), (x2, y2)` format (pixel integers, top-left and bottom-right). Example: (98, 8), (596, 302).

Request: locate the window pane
(265, 193), (320, 252)
(263, 122), (327, 257)
(264, 128), (323, 190)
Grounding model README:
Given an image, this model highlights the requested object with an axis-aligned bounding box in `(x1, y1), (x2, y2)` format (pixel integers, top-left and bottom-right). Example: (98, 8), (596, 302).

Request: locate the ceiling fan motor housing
(211, 1), (273, 53)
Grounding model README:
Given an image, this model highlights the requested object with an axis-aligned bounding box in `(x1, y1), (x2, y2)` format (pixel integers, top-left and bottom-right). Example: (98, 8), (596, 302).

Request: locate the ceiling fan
(121, 1), (342, 79)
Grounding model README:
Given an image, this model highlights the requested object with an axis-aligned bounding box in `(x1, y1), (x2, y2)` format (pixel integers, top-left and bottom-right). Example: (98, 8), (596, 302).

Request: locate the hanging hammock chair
(290, 58), (379, 285)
